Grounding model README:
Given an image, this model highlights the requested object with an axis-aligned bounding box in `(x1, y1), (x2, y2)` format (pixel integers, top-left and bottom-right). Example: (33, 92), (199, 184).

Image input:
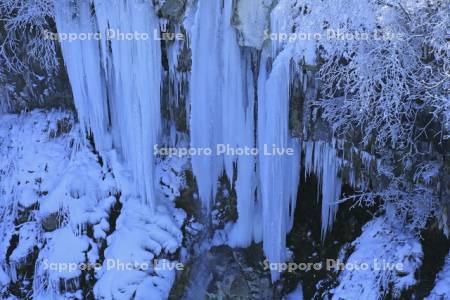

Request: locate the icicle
(320, 141), (342, 239)
(54, 0), (162, 207)
(269, 0), (291, 57)
(166, 24), (187, 109)
(53, 0), (110, 151)
(189, 0), (256, 214)
(93, 0), (162, 207)
(189, 0), (224, 209)
(189, 0), (258, 245)
(303, 141), (342, 240)
(257, 47), (301, 281)
(228, 51), (258, 247)
(221, 2), (258, 247)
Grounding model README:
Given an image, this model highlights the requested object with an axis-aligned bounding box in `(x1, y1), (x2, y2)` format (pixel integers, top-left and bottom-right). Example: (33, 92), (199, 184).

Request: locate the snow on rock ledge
(331, 217), (423, 300)
(425, 253), (450, 300)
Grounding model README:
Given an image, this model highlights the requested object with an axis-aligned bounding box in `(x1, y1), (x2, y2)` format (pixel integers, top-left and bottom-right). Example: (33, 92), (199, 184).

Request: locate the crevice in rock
(283, 172), (376, 299)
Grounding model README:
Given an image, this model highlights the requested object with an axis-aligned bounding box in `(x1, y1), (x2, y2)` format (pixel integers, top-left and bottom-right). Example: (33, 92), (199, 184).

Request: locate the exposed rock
(49, 116), (74, 138)
(5, 222), (40, 299)
(233, 0), (275, 49)
(180, 245), (276, 299)
(158, 0), (186, 20)
(6, 246), (39, 299)
(176, 39), (192, 73)
(42, 212), (63, 232)
(440, 162), (450, 234)
(15, 203), (39, 226)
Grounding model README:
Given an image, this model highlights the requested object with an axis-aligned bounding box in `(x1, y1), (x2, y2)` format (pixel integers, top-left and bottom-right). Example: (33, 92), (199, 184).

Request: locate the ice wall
(54, 0), (347, 284)
(188, 0), (345, 280)
(189, 0), (224, 209)
(53, 0), (162, 207)
(188, 0), (323, 281)
(93, 0), (162, 208)
(53, 0), (110, 151)
(257, 47), (301, 281)
(189, 0), (256, 222)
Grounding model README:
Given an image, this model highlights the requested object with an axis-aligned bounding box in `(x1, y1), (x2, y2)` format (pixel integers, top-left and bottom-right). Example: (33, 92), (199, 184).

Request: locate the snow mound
(0, 111), (188, 299)
(426, 253), (450, 300)
(331, 217), (423, 300)
(94, 199), (184, 300)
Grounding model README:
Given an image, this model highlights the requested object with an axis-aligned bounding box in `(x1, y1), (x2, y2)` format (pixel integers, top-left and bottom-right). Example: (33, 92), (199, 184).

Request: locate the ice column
(258, 47), (301, 281)
(189, 0), (256, 225)
(53, 0), (110, 151)
(304, 141), (342, 239)
(54, 0), (162, 207)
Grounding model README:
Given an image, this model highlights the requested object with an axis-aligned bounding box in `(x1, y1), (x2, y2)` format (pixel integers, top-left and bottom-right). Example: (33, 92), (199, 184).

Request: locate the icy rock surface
(178, 245), (275, 299)
(233, 0), (274, 49)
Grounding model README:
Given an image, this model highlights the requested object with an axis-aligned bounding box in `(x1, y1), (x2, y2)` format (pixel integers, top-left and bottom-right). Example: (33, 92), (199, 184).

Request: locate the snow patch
(425, 253), (450, 300)
(331, 217), (423, 300)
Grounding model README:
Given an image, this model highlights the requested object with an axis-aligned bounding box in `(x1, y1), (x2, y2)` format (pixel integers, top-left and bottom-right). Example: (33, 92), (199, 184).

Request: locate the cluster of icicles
(54, 0), (344, 281)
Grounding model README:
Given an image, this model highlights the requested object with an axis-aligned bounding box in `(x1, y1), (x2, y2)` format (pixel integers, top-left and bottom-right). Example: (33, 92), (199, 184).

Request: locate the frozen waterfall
(189, 0), (257, 249)
(54, 0), (162, 208)
(257, 46), (302, 281)
(54, 0), (345, 283)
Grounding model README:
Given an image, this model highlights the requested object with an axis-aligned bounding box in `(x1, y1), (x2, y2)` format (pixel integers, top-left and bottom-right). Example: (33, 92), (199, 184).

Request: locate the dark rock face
(173, 245), (278, 300)
(159, 0), (186, 20)
(42, 212), (63, 232)
(6, 246), (39, 299)
(49, 116), (74, 139)
(171, 171), (276, 299)
(4, 211), (40, 299)
(204, 246), (275, 299)
(440, 162), (450, 230)
(283, 174), (375, 299)
(401, 226), (450, 299)
(14, 203), (39, 226)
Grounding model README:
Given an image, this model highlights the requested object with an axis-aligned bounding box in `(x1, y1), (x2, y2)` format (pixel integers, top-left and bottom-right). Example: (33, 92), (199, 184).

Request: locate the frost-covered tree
(292, 0), (449, 232)
(318, 0), (449, 151)
(0, 0), (67, 112)
(0, 0), (57, 72)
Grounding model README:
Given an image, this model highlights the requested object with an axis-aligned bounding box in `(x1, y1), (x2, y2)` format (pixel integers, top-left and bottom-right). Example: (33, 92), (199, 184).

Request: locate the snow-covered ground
(0, 111), (447, 300)
(330, 217), (423, 300)
(426, 253), (450, 299)
(0, 110), (188, 299)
